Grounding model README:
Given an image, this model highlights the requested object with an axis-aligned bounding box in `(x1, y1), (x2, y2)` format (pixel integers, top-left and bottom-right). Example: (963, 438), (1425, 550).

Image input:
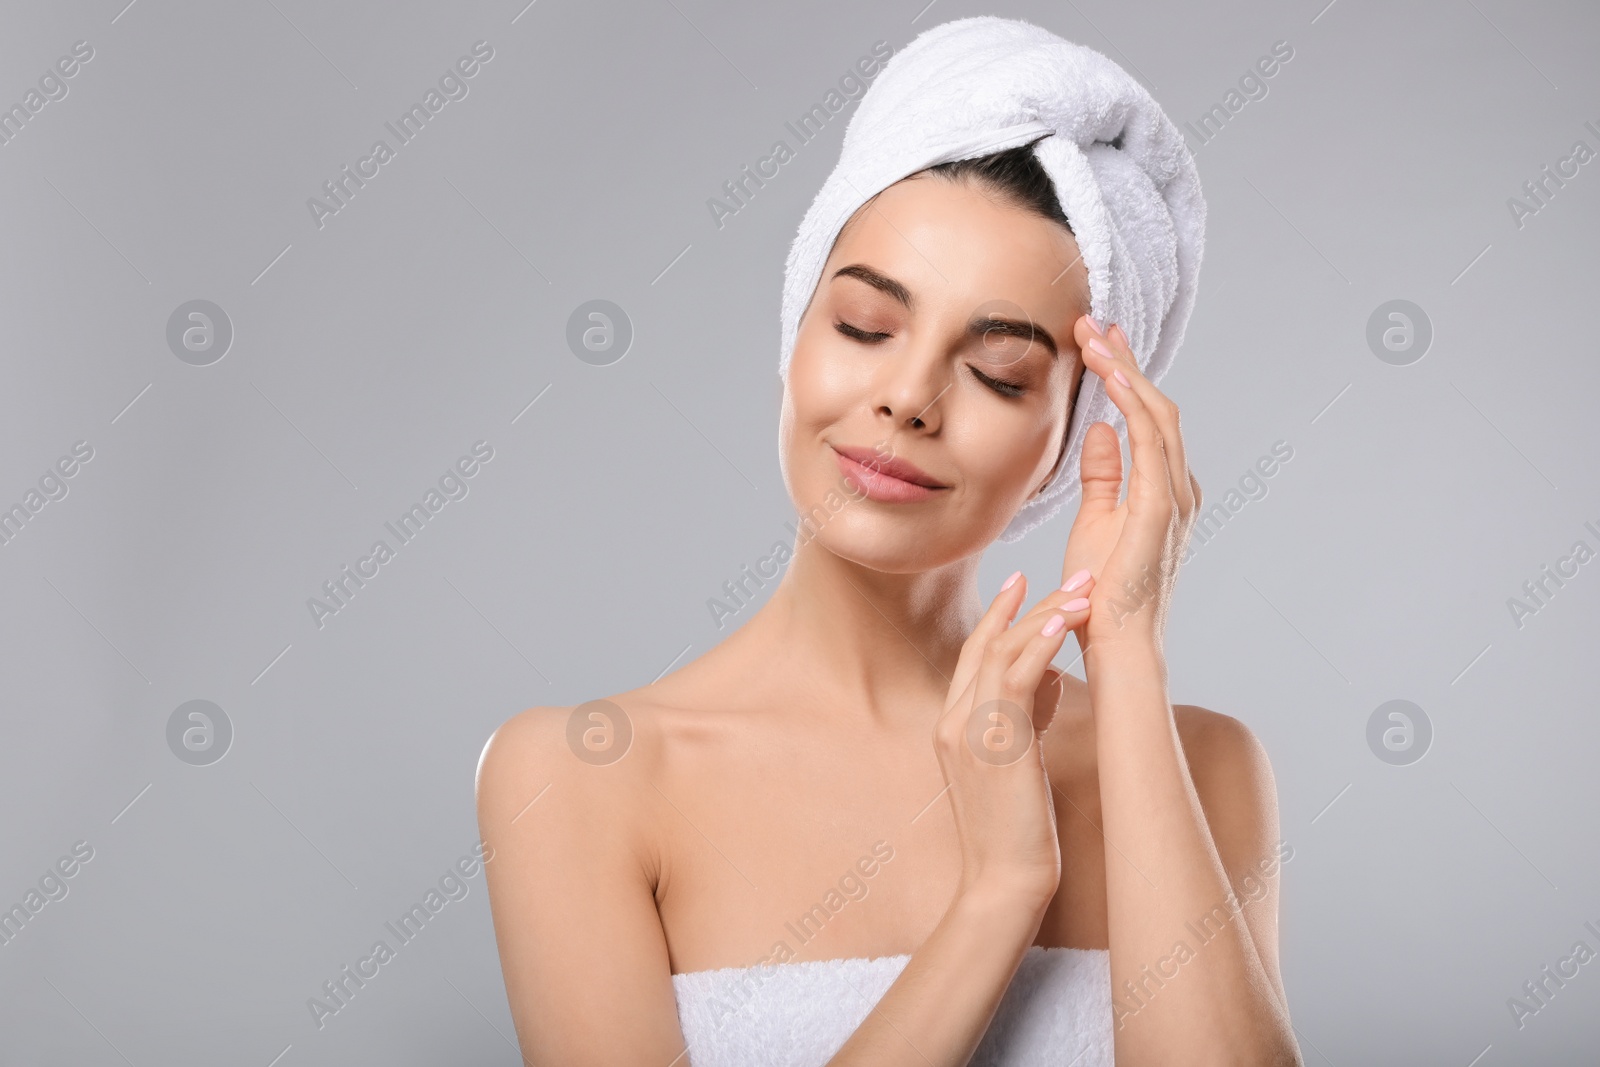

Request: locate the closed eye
(835, 320), (891, 343)
(970, 365), (1026, 397)
(838, 321), (1026, 396)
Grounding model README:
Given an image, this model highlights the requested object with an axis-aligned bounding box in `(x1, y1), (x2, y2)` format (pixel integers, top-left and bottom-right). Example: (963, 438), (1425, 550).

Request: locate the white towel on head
(778, 15), (1206, 543)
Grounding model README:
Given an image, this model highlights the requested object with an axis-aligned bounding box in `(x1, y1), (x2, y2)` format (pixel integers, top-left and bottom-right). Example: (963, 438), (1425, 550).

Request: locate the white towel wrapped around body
(778, 16), (1206, 543)
(673, 945), (1114, 1066)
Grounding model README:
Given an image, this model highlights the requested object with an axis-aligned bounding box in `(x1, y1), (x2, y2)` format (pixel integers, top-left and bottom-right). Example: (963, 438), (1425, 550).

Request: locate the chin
(789, 477), (1006, 573)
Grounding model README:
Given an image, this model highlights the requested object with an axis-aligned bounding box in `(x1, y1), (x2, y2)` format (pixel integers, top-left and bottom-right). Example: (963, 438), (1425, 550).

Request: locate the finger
(1082, 333), (1178, 535)
(972, 607), (1076, 741)
(1010, 628), (1071, 734)
(1071, 320), (1127, 516)
(1077, 318), (1186, 513)
(946, 572), (1030, 713)
(1017, 574), (1095, 626)
(1101, 323), (1195, 518)
(1097, 323), (1188, 510)
(983, 591), (1092, 667)
(934, 669), (981, 752)
(1074, 419), (1124, 518)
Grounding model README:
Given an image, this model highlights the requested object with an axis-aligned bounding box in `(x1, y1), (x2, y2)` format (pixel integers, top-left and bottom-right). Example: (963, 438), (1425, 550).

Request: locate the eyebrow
(832, 262), (1060, 358)
(832, 264), (914, 309)
(971, 315), (1058, 359)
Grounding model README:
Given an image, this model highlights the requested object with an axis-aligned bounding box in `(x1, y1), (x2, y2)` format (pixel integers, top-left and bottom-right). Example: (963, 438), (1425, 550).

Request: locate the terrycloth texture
(778, 16), (1206, 543)
(673, 945), (1113, 1066)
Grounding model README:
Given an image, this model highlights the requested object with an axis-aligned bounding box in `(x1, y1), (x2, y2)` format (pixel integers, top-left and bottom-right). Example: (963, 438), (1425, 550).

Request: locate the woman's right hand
(932, 571), (1095, 909)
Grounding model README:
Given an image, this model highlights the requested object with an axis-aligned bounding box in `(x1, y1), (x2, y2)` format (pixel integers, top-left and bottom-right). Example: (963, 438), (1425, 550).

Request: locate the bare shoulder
(473, 697), (690, 1061)
(475, 696), (669, 848)
(1173, 705), (1276, 789)
(476, 704), (568, 791)
(479, 690), (674, 771)
(1171, 705), (1281, 854)
(476, 666), (748, 790)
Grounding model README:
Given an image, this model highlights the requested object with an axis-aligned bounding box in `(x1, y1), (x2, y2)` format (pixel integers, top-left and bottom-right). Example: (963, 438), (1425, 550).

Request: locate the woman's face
(779, 173), (1090, 572)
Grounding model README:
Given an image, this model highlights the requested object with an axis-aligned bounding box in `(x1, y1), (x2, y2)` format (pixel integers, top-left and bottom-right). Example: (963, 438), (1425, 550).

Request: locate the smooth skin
(476, 173), (1302, 1065)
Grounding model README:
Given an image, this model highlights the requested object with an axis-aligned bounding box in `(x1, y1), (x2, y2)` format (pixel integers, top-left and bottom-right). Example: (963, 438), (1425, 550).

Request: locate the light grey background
(2, 0), (1596, 1063)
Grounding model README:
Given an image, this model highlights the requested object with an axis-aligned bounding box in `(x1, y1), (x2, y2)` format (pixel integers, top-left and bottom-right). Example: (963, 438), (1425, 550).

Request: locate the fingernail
(1087, 337), (1114, 360)
(1041, 614), (1066, 636)
(1113, 369), (1131, 387)
(1062, 568), (1091, 592)
(1001, 570), (1022, 591)
(1062, 597), (1091, 612)
(1085, 314), (1104, 335)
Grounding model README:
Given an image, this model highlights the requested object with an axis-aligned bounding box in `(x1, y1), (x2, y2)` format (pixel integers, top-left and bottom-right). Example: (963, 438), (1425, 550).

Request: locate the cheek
(786, 331), (867, 432)
(947, 407), (1052, 501)
(780, 338), (848, 492)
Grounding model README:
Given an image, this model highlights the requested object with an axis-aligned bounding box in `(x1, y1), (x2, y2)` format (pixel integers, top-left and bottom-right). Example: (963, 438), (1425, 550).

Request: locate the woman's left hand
(1056, 316), (1201, 658)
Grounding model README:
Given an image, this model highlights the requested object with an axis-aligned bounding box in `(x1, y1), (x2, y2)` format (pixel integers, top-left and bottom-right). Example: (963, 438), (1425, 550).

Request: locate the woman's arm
(1066, 317), (1300, 1064)
(1176, 702), (1290, 1013)
(1089, 651), (1298, 1063)
(476, 706), (689, 1065)
(825, 877), (1052, 1065)
(827, 575), (1097, 1066)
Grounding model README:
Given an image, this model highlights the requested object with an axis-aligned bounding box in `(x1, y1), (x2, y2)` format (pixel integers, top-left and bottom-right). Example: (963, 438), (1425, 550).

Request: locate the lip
(831, 443), (949, 503)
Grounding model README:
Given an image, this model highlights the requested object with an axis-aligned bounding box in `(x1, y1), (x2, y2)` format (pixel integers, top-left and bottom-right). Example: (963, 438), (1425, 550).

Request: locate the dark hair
(921, 140), (1073, 235)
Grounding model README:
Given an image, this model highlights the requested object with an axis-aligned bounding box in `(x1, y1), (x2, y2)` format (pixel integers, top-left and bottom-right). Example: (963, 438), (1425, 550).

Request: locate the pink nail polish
(1085, 314), (1104, 335)
(1087, 337), (1114, 360)
(1001, 570), (1022, 591)
(1113, 369), (1131, 388)
(1062, 568), (1091, 592)
(1041, 614), (1066, 636)
(1062, 597), (1091, 612)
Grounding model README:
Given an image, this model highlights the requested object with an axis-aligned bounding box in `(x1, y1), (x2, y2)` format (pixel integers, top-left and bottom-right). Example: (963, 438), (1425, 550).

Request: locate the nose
(872, 340), (949, 434)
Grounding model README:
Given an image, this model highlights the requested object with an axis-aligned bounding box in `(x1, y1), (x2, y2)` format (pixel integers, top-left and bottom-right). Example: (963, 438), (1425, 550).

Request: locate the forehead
(827, 175), (1090, 324)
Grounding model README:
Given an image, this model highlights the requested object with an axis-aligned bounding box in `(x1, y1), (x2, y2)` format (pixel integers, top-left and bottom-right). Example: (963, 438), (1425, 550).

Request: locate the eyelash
(834, 320), (1028, 398)
(835, 321), (890, 343)
(970, 365), (1027, 398)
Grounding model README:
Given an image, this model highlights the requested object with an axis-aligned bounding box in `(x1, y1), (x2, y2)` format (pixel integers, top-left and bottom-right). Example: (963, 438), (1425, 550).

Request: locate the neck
(741, 525), (985, 725)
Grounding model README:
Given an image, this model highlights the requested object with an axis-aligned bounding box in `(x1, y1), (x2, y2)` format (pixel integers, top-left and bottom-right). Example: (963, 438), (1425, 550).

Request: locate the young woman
(478, 19), (1300, 1067)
